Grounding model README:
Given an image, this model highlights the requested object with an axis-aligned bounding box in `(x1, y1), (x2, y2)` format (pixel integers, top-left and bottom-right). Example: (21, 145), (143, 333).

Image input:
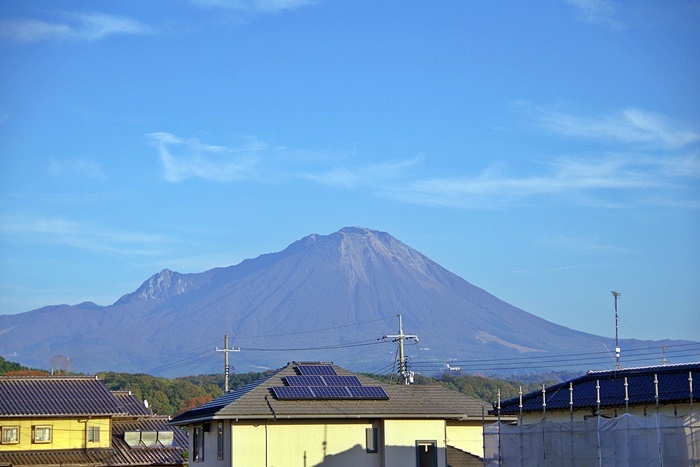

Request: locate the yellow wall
(446, 420), (486, 456)
(231, 419), (380, 467)
(0, 417), (111, 451)
(383, 419), (447, 467)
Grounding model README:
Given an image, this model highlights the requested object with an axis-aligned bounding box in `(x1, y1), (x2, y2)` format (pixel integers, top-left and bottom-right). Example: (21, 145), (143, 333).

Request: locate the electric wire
(231, 316), (397, 339)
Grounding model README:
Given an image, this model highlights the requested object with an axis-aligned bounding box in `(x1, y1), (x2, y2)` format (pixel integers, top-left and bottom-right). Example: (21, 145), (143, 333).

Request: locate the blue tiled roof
(497, 362), (699, 415)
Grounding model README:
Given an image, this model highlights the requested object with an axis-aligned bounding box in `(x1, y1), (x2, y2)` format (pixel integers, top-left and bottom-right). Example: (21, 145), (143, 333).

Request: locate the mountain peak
(114, 268), (195, 305)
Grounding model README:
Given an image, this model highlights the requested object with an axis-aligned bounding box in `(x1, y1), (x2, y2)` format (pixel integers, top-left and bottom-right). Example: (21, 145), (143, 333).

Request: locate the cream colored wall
(0, 417), (111, 451)
(383, 419), (447, 467)
(234, 419), (381, 467)
(446, 420), (485, 457)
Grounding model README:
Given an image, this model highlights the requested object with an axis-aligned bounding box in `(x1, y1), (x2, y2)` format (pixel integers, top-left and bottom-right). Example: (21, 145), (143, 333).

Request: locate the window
(33, 426), (52, 443)
(366, 427), (378, 453)
(216, 422), (224, 460)
(87, 426), (100, 442)
(193, 426), (204, 462)
(1, 426), (19, 444)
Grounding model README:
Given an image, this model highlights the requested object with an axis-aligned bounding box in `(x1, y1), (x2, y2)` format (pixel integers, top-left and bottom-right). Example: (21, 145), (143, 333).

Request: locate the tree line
(0, 356), (579, 415)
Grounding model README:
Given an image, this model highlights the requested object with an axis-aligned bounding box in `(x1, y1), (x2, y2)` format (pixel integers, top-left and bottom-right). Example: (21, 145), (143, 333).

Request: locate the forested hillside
(0, 357), (581, 414)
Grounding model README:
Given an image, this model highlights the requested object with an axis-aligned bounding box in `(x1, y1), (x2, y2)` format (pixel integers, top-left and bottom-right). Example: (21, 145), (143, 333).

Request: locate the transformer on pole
(383, 314), (418, 385)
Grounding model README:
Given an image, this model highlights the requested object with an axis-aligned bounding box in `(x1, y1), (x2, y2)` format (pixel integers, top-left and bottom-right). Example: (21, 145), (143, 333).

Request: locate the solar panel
(272, 386), (314, 399)
(348, 386), (390, 399)
(285, 375), (326, 386)
(323, 375), (362, 386)
(310, 386), (352, 398)
(297, 365), (337, 375)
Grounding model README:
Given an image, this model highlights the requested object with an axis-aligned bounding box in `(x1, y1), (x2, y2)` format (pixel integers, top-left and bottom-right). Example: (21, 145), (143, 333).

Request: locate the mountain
(0, 227), (690, 377)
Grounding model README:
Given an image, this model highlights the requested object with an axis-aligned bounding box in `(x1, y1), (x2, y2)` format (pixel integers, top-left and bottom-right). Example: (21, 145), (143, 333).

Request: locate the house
(0, 376), (187, 467)
(108, 391), (188, 467)
(169, 361), (498, 467)
(484, 362), (700, 466)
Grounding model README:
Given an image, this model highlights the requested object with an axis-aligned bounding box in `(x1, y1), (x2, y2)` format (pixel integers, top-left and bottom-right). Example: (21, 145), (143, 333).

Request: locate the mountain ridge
(0, 227), (692, 376)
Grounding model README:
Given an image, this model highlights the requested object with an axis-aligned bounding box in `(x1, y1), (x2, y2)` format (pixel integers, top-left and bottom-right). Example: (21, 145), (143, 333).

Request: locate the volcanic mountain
(0, 227), (687, 376)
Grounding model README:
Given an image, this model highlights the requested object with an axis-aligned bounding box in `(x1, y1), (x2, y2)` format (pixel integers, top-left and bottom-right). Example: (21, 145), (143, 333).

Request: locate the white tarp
(484, 412), (699, 466)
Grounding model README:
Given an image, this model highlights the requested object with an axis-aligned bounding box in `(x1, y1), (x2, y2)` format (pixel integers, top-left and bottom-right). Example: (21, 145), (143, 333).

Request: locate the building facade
(170, 361), (497, 467)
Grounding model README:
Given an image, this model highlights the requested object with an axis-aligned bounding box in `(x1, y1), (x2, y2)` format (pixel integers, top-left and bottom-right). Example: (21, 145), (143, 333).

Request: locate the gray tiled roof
(111, 391), (151, 417)
(171, 362), (492, 424)
(0, 376), (127, 417)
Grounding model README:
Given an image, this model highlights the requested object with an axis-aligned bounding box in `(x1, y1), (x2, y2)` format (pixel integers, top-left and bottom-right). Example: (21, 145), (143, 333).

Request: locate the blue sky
(1, 0), (698, 343)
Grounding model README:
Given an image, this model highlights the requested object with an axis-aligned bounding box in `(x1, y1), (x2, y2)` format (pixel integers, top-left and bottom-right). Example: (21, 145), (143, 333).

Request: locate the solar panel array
(297, 365), (337, 375)
(271, 385), (389, 400)
(285, 375), (362, 387)
(271, 365), (389, 401)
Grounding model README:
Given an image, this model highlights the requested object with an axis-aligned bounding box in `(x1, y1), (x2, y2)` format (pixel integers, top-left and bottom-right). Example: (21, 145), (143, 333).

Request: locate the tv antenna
(383, 314), (419, 385)
(611, 291), (621, 370)
(216, 335), (240, 392)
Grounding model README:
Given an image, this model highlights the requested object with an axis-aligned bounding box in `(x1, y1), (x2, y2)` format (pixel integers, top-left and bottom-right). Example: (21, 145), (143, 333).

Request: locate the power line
(232, 316), (396, 339)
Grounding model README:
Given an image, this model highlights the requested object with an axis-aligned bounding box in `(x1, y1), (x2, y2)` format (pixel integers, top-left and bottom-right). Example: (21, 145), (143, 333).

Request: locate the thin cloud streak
(0, 216), (170, 257)
(0, 12), (152, 43)
(191, 0), (319, 13)
(385, 155), (699, 209)
(535, 107), (700, 149)
(565, 0), (624, 29)
(48, 158), (106, 180)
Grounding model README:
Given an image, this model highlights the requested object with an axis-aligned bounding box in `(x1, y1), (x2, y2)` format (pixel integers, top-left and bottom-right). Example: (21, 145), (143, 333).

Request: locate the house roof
(111, 391), (151, 417)
(496, 362), (700, 415)
(0, 376), (127, 417)
(446, 445), (484, 467)
(170, 362), (492, 424)
(0, 449), (115, 467)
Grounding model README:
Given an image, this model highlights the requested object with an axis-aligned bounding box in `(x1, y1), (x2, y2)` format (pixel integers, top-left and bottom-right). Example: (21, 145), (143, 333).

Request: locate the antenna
(383, 314), (418, 385)
(216, 335), (240, 392)
(611, 291), (621, 370)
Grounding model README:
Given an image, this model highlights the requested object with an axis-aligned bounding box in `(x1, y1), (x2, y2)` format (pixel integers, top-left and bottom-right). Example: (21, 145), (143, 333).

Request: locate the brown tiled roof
(171, 362), (493, 424)
(0, 377), (126, 417)
(0, 449), (114, 467)
(447, 445), (484, 467)
(109, 417), (187, 466)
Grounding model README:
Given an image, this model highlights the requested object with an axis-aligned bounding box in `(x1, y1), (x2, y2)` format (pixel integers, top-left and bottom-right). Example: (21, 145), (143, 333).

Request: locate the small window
(193, 426), (204, 462)
(33, 426), (52, 443)
(2, 426), (19, 444)
(216, 422), (224, 460)
(366, 427), (378, 453)
(87, 426), (101, 442)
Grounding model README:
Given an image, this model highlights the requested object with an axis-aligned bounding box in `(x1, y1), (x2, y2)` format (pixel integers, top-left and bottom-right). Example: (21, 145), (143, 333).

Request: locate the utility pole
(216, 335), (240, 392)
(383, 314), (419, 385)
(611, 291), (621, 370)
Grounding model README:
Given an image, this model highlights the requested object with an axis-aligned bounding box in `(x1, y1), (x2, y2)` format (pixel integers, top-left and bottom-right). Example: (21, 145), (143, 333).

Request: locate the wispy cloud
(148, 124), (698, 210)
(565, 0), (624, 29)
(300, 156), (422, 189)
(0, 216), (170, 257)
(532, 106), (700, 150)
(190, 0), (318, 13)
(384, 154), (699, 209)
(148, 132), (263, 182)
(0, 12), (152, 43)
(48, 158), (106, 180)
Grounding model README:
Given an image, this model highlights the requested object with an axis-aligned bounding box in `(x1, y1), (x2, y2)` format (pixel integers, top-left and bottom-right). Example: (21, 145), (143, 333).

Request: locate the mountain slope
(0, 227), (689, 376)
